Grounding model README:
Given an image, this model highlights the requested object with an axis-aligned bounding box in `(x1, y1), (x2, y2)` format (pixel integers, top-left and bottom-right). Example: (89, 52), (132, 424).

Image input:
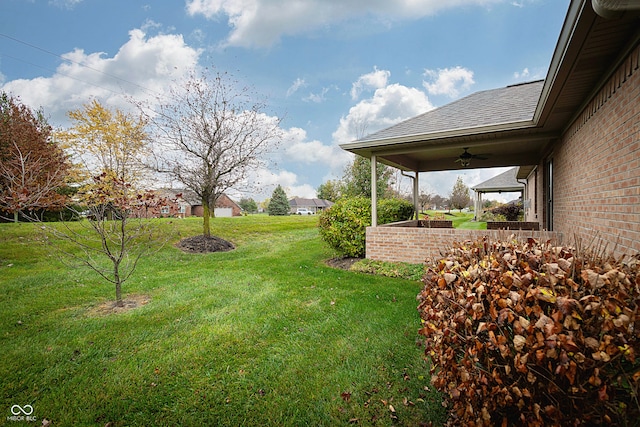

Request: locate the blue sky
(0, 0), (570, 201)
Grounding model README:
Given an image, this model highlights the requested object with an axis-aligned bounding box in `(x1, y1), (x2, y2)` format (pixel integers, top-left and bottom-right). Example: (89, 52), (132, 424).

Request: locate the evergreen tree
(267, 185), (290, 215)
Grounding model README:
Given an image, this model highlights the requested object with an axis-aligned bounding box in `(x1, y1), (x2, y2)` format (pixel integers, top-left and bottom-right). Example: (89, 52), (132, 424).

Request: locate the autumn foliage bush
(417, 236), (640, 426)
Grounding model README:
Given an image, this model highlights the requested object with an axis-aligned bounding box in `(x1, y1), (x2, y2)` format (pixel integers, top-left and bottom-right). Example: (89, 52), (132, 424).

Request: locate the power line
(0, 32), (160, 96)
(0, 52), (131, 97)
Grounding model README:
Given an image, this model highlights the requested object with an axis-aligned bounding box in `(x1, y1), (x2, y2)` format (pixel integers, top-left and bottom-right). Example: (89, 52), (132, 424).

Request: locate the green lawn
(422, 210), (487, 230)
(0, 215), (445, 426)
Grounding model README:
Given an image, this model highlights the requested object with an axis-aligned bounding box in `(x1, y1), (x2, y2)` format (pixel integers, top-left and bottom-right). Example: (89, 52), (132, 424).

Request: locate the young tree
(238, 197), (258, 214)
(142, 68), (282, 237)
(0, 93), (69, 221)
(268, 185), (290, 215)
(48, 174), (174, 307)
(50, 101), (162, 307)
(418, 191), (433, 213)
(449, 176), (471, 211)
(342, 156), (393, 199)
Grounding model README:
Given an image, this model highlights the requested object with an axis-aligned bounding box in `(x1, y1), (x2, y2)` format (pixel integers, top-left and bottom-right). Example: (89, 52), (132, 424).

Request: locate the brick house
(340, 0), (639, 263)
(138, 189), (242, 218)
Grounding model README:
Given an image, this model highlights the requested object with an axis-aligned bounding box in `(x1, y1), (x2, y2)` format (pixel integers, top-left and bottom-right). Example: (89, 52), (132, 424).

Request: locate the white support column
(371, 154), (377, 227)
(413, 171), (419, 220)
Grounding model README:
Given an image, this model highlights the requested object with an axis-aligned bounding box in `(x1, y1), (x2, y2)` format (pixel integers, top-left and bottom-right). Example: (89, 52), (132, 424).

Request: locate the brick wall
(552, 43), (640, 257)
(366, 225), (561, 264)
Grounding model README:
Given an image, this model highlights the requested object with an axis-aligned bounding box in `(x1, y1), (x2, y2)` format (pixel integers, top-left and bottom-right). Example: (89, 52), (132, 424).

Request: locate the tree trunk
(13, 211), (19, 223)
(202, 198), (211, 237)
(115, 281), (123, 307)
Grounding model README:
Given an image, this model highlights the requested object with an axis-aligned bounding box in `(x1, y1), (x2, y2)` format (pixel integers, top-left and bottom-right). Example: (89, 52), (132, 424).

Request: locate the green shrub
(378, 198), (414, 224)
(417, 237), (640, 426)
(318, 196), (370, 257)
(489, 201), (523, 221)
(318, 197), (414, 257)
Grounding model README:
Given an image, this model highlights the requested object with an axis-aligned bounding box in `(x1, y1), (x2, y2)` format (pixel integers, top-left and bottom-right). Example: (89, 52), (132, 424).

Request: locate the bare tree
(141, 69), (282, 237)
(46, 174), (175, 307)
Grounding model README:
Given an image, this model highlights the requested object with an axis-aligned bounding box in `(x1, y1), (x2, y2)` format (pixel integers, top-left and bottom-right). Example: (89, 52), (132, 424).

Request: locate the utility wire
(0, 52), (131, 97)
(0, 32), (160, 96)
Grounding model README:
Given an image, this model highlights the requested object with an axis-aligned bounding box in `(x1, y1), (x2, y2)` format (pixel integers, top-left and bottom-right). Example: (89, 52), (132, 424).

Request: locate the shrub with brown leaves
(417, 236), (640, 426)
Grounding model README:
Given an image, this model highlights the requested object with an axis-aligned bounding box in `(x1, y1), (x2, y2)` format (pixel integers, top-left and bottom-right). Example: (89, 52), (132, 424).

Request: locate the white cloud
(1, 28), (201, 126)
(513, 66), (546, 82)
(350, 66), (390, 100)
(420, 167), (520, 201)
(513, 67), (530, 80)
(286, 77), (306, 97)
(247, 168), (317, 200)
(303, 87), (331, 103)
(185, 0), (504, 48)
(333, 83), (434, 144)
(423, 66), (475, 98)
(49, 0), (84, 9)
(281, 127), (352, 174)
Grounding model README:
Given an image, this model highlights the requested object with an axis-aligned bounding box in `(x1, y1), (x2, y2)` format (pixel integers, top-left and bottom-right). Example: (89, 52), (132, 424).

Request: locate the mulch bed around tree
(176, 235), (235, 254)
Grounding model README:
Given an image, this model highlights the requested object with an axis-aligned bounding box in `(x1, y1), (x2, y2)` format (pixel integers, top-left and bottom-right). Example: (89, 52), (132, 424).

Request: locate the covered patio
(339, 80), (561, 263)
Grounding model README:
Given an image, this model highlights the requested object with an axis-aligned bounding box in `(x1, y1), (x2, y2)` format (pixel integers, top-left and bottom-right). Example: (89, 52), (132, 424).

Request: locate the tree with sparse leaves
(141, 68), (282, 237)
(267, 185), (290, 216)
(418, 191), (433, 213)
(0, 93), (69, 222)
(449, 176), (471, 211)
(49, 100), (168, 307)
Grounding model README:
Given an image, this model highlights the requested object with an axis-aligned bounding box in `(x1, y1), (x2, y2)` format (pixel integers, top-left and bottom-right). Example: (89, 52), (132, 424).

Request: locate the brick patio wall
(552, 43), (640, 257)
(366, 224), (561, 264)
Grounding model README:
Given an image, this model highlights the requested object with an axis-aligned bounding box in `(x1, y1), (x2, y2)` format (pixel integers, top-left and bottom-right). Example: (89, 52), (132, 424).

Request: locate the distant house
(189, 193), (243, 218)
(340, 0), (640, 263)
(142, 189), (242, 218)
(470, 168), (524, 220)
(288, 198), (334, 214)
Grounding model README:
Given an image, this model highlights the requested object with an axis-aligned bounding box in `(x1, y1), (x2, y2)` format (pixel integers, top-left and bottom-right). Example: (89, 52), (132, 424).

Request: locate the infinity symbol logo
(10, 405), (34, 416)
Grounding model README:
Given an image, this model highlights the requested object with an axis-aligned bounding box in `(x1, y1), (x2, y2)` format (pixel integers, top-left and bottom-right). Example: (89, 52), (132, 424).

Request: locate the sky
(0, 0), (570, 202)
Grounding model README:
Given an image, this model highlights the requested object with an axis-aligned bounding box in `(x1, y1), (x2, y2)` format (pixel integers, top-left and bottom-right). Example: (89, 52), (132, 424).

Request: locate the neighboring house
(470, 168), (524, 220)
(130, 188), (190, 218)
(340, 0), (639, 262)
(189, 193), (243, 218)
(289, 198), (334, 214)
(141, 189), (242, 218)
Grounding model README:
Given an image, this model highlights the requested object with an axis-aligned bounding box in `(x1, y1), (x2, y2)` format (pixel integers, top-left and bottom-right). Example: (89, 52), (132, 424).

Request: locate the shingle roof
(471, 167), (524, 192)
(358, 80), (544, 143)
(289, 198), (334, 208)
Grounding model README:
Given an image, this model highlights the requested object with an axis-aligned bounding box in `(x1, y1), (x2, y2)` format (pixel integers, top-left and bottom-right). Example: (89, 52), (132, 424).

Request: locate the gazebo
(470, 168), (524, 220)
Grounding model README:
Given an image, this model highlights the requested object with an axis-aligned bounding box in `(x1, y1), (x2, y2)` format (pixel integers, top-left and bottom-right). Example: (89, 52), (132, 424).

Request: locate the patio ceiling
(340, 0), (640, 174)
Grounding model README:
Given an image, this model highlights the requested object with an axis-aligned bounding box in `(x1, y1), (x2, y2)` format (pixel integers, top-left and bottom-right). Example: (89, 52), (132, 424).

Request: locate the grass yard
(422, 210), (486, 230)
(0, 215), (445, 426)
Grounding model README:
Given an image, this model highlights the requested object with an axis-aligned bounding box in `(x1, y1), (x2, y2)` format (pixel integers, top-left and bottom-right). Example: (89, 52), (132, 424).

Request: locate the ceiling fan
(455, 147), (488, 167)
